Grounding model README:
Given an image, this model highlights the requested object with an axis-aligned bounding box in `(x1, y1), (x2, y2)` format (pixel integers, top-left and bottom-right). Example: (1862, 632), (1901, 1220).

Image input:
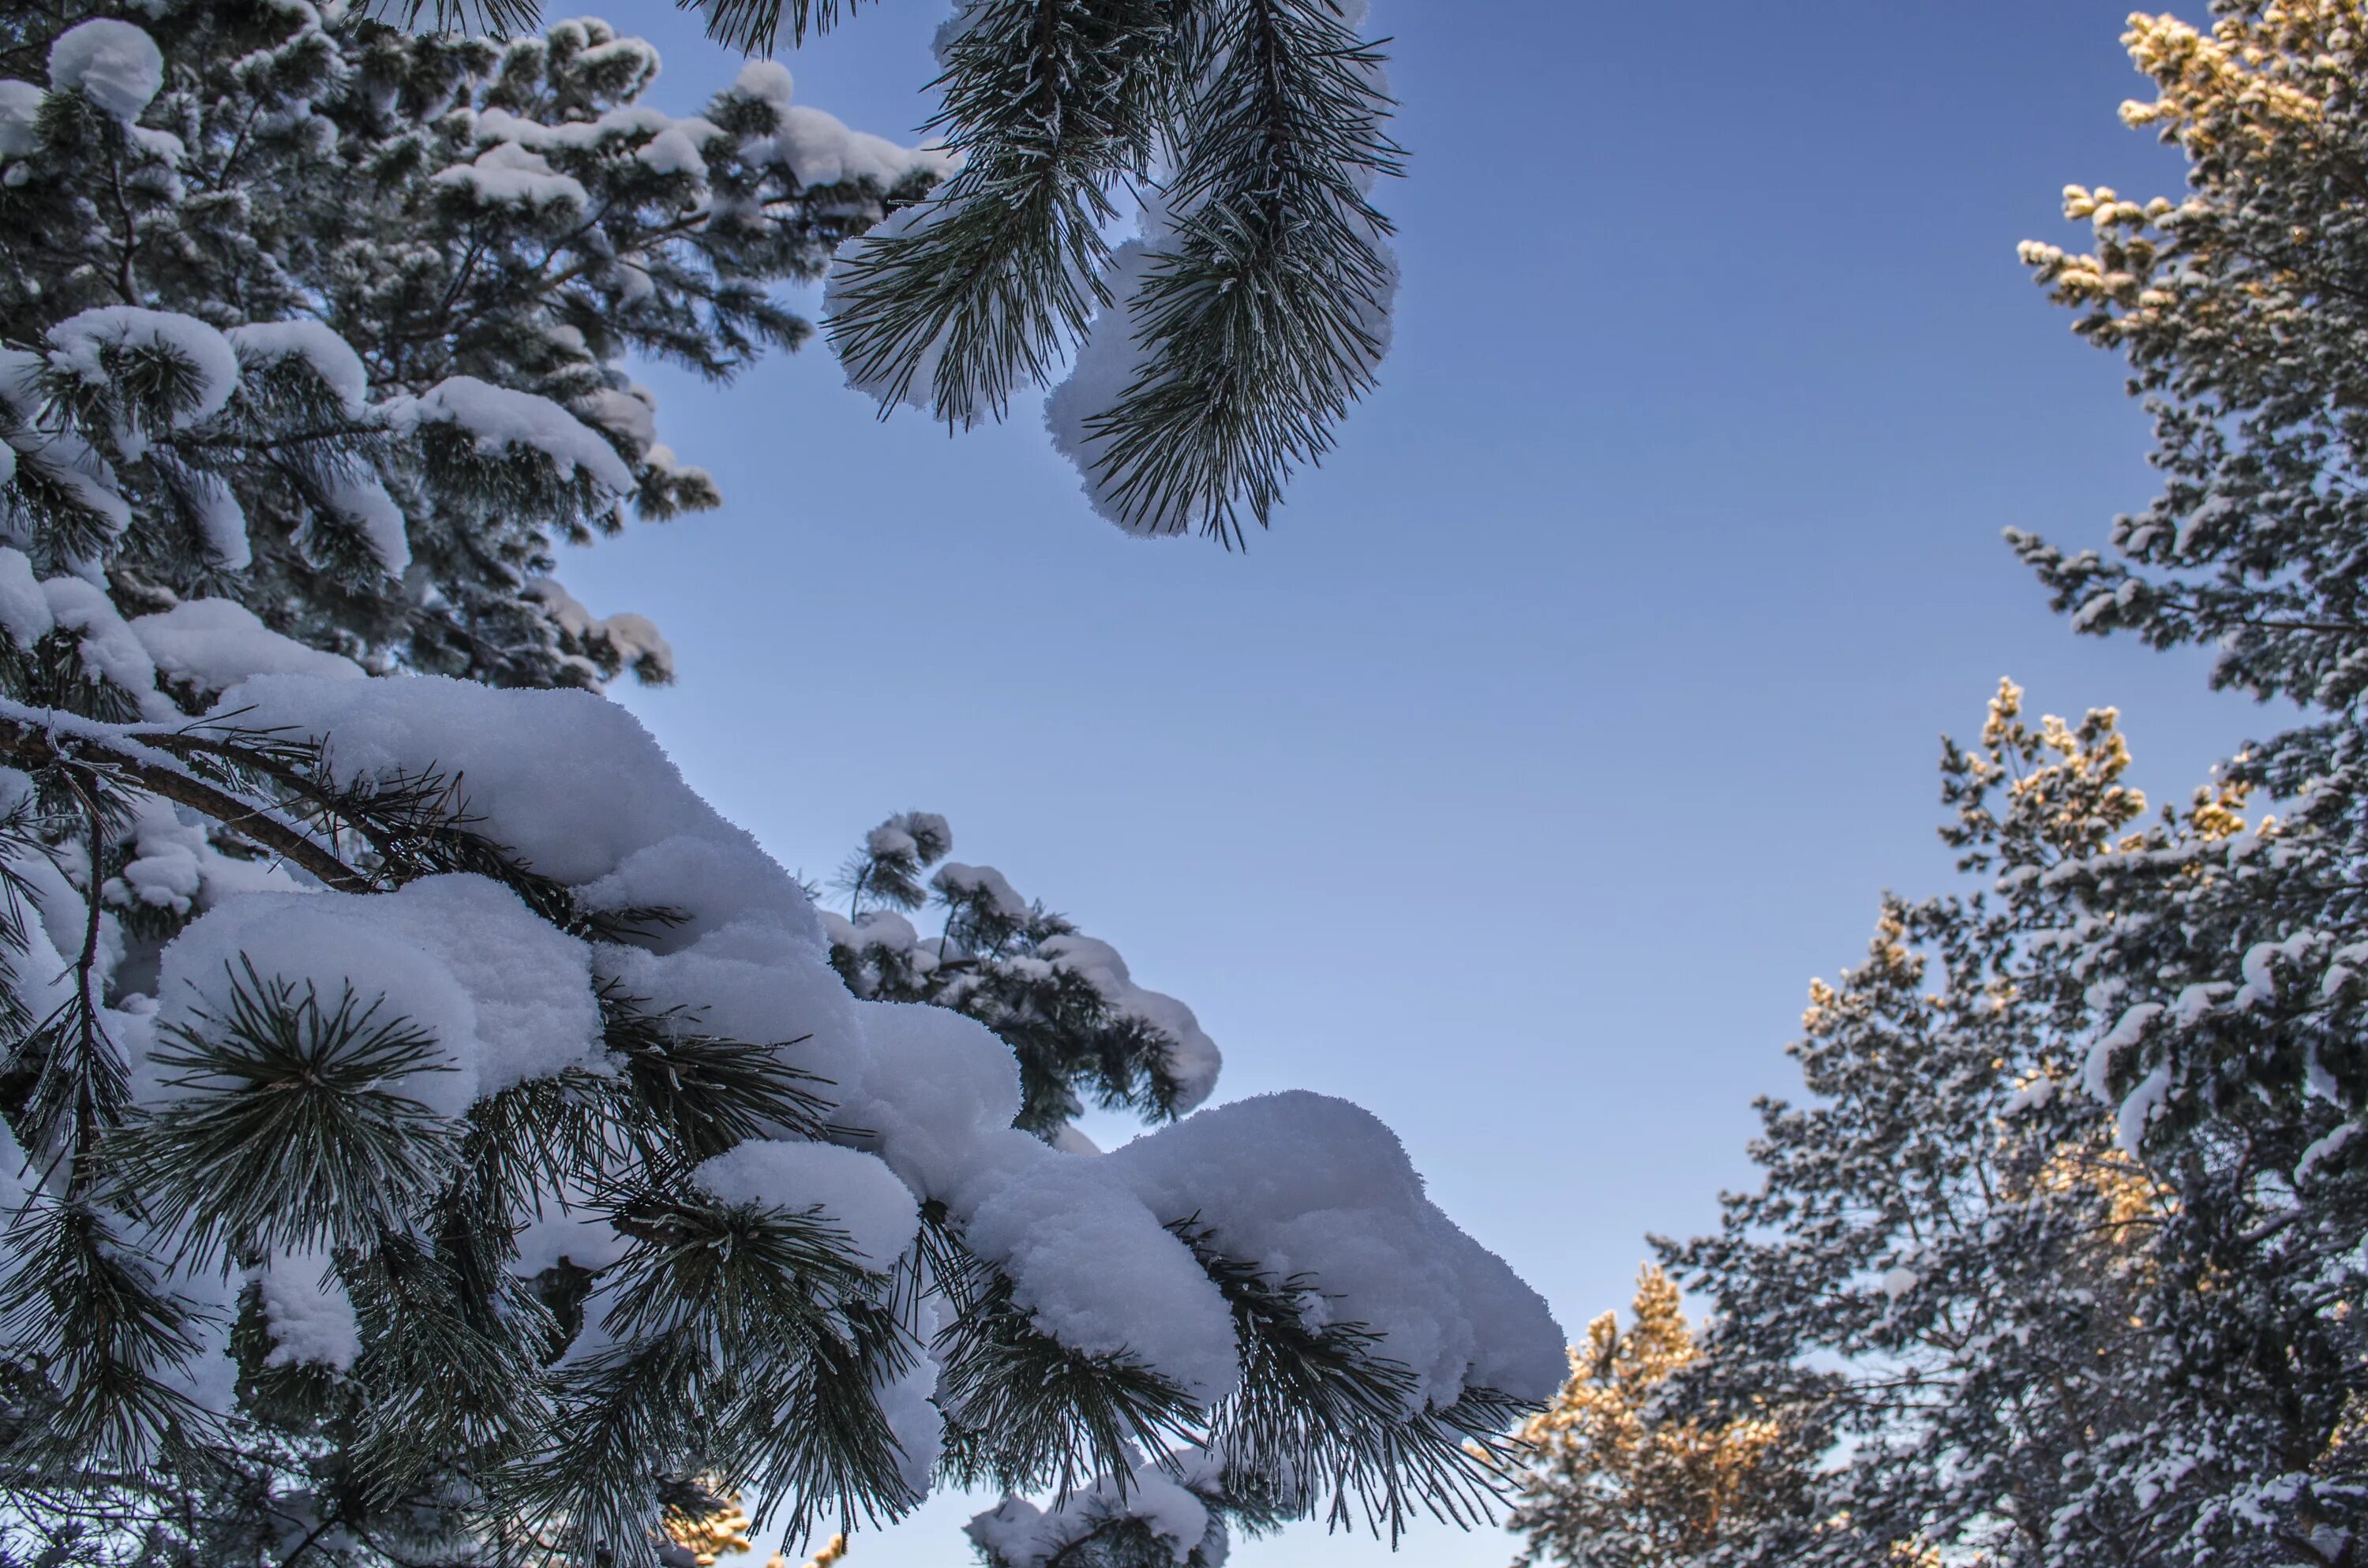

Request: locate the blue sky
(569, 3), (2259, 1563)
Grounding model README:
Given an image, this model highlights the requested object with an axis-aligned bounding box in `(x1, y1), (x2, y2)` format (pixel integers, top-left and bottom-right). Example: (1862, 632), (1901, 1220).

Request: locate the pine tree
(1662, 9), (2368, 1562)
(1661, 684), (2226, 1566)
(397, 0), (1403, 544)
(0, 7), (1568, 1566)
(1503, 1267), (1813, 1568)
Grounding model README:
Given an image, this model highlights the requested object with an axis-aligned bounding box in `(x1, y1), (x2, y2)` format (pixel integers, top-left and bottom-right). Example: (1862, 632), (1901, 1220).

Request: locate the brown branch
(0, 716), (372, 893)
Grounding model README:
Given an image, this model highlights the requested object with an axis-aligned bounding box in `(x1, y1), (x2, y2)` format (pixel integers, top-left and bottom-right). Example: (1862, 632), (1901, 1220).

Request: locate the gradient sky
(562, 3), (2261, 1562)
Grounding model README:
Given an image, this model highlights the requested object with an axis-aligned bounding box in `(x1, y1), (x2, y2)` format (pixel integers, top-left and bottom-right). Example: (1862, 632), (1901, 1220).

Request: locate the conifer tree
(1665, 9), (2368, 1562)
(0, 7), (1566, 1566)
(1503, 1267), (1812, 1568)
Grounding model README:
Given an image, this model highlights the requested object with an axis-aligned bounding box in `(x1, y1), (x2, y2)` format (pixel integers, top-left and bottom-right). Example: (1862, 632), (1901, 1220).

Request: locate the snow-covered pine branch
(388, 0), (1405, 544)
(0, 649), (1561, 1563)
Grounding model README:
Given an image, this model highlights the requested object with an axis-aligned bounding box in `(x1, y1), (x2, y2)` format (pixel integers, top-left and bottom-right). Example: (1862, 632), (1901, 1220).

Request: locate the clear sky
(564, 3), (2262, 1563)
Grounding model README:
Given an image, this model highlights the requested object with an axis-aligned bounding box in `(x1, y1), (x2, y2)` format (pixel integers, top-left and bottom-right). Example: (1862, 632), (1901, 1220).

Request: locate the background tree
(1662, 7), (2368, 1563)
(1504, 1267), (1813, 1568)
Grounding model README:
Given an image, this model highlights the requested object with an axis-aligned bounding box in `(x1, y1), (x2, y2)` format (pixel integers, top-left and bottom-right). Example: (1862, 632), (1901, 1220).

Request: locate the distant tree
(1504, 1267), (1814, 1568)
(1665, 6), (2368, 1562)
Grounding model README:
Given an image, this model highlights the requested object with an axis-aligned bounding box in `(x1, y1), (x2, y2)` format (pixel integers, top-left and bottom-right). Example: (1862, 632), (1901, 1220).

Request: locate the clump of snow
(49, 307), (240, 427)
(729, 61), (952, 193)
(573, 386), (657, 455)
(693, 1138), (920, 1269)
(131, 598), (362, 691)
(2117, 1063), (2174, 1154)
(185, 475), (251, 569)
(822, 908), (920, 954)
(968, 1450), (1223, 1568)
(320, 472), (409, 575)
(1040, 934), (1220, 1113)
(43, 572), (164, 709)
(47, 19), (162, 124)
(227, 320), (369, 414)
(522, 577), (675, 687)
(1043, 219), (1396, 535)
(0, 547), (53, 648)
(254, 1250), (361, 1372)
(145, 874), (608, 1116)
(0, 350), (131, 537)
(933, 862), (1028, 921)
(0, 79), (46, 159)
(1107, 1091), (1566, 1412)
(432, 140), (587, 211)
(825, 204), (982, 415)
(395, 376), (631, 496)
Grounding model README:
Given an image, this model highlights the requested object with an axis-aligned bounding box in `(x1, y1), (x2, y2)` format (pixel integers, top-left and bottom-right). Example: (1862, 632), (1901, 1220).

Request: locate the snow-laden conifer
(1638, 10), (2368, 1562)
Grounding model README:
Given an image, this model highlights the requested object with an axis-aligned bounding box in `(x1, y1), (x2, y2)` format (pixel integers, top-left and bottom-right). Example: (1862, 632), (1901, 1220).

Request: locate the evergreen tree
(1665, 7), (2368, 1562)
(1662, 685), (2224, 1566)
(0, 7), (1568, 1566)
(401, 0), (1404, 544)
(1503, 1267), (1813, 1568)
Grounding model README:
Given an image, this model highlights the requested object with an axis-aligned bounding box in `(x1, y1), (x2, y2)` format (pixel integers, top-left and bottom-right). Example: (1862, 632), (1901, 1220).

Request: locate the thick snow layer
(227, 320), (369, 414)
(146, 874), (606, 1116)
(132, 598), (362, 690)
(254, 1250), (361, 1372)
(0, 79), (45, 159)
(152, 674), (1557, 1419)
(49, 308), (239, 427)
(961, 1139), (1242, 1405)
(47, 19), (162, 123)
(212, 675), (815, 916)
(1108, 1092), (1565, 1411)
(694, 1138), (920, 1269)
(1040, 934), (1220, 1113)
(433, 140), (588, 211)
(397, 376), (632, 495)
